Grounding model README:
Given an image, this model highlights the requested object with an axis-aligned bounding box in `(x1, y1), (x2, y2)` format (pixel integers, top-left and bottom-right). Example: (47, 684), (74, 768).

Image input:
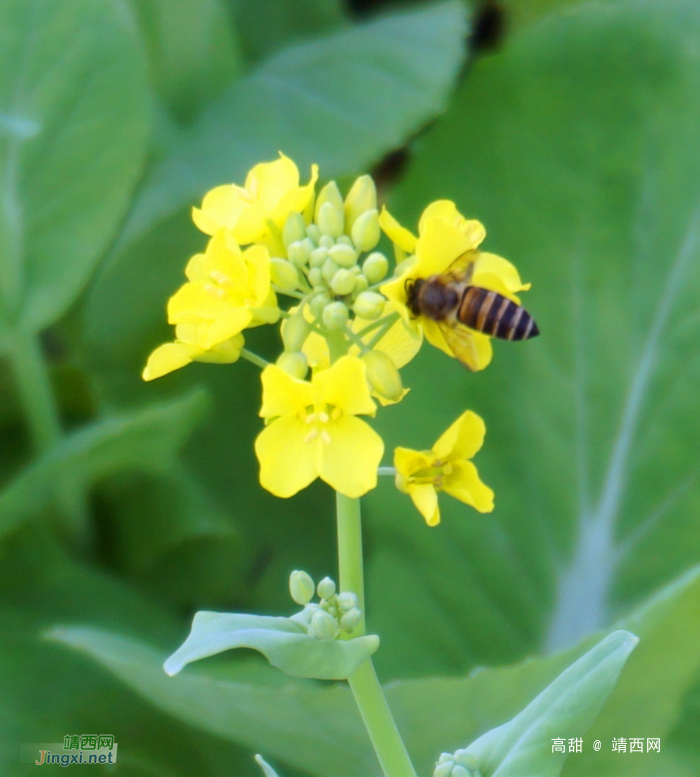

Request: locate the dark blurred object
(470, 1), (507, 53)
(372, 147), (411, 195)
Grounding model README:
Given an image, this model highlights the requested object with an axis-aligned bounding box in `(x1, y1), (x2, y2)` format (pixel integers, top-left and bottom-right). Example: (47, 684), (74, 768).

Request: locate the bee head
(405, 278), (424, 316)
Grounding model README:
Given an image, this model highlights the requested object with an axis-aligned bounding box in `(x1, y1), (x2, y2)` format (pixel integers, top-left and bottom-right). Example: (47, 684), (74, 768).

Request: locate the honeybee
(406, 250), (539, 371)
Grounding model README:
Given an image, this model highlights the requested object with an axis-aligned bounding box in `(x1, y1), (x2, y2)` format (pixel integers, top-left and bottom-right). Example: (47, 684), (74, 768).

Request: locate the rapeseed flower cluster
(144, 154), (534, 522)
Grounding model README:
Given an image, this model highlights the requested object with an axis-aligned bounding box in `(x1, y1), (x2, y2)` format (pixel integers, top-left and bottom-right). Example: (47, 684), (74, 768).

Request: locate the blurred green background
(2, 0), (700, 775)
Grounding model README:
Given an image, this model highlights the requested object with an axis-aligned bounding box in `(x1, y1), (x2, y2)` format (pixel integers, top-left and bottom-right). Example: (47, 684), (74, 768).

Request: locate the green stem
(240, 348), (271, 370)
(336, 493), (417, 777)
(367, 313), (400, 351)
(354, 311), (399, 340)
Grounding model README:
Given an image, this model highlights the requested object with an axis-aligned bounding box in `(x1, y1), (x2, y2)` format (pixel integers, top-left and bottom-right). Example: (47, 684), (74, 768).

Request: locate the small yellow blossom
(380, 201), (530, 371)
(142, 331), (244, 381)
(192, 153), (319, 252)
(255, 356), (384, 498)
(167, 230), (279, 352)
(394, 410), (494, 526)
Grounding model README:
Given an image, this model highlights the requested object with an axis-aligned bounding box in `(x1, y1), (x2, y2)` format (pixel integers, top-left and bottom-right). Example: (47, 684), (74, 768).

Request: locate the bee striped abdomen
(458, 286), (539, 341)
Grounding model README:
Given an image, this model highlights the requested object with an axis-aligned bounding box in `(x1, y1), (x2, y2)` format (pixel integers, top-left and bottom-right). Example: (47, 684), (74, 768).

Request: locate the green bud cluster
(287, 571), (363, 640)
(433, 751), (481, 777)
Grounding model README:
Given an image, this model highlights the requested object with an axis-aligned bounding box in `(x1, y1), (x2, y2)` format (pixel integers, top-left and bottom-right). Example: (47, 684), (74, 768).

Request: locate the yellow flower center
(410, 458), (453, 490)
(302, 405), (342, 445)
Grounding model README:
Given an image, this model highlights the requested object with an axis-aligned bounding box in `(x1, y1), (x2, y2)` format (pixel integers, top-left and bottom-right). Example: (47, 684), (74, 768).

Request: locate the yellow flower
(255, 356), (384, 498)
(167, 230), (279, 352)
(394, 410), (494, 526)
(142, 331), (244, 381)
(380, 201), (530, 371)
(192, 153), (319, 252)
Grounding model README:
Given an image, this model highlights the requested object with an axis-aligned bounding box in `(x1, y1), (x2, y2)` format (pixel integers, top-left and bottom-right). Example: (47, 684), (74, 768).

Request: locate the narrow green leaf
(0, 0), (150, 332)
(254, 754), (282, 777)
(164, 611), (379, 681)
(0, 391), (207, 538)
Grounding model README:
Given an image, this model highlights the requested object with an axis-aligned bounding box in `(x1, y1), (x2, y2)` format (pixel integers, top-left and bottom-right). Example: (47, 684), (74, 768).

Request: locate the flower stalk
(336, 493), (417, 777)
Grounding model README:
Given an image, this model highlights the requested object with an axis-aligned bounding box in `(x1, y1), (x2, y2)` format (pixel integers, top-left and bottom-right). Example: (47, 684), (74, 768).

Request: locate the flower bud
(276, 351), (308, 380)
(362, 350), (403, 402)
(317, 576), (336, 599)
(308, 267), (323, 288)
(451, 767), (472, 777)
(283, 212), (307, 248)
(331, 269), (356, 296)
(351, 208), (380, 253)
(453, 751), (479, 771)
(321, 257), (340, 285)
(309, 608), (338, 640)
(289, 570), (315, 605)
(363, 251), (389, 284)
(336, 235), (354, 248)
(353, 291), (386, 320)
(319, 235), (335, 249)
(353, 275), (369, 296)
(309, 246), (328, 268)
(305, 224), (321, 244)
(344, 175), (377, 232)
(433, 761), (454, 777)
(315, 180), (344, 218)
(337, 591), (359, 611)
(283, 313), (311, 352)
(322, 301), (349, 330)
(287, 240), (310, 268)
(309, 292), (331, 320)
(329, 243), (358, 268)
(270, 258), (299, 292)
(340, 607), (362, 632)
(317, 201), (344, 238)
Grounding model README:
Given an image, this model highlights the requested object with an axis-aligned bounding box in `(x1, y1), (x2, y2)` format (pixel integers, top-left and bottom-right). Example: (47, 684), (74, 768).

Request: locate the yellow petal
(422, 318), (493, 371)
(443, 461), (494, 513)
(418, 200), (485, 248)
(415, 215), (471, 278)
(206, 230), (248, 287)
(201, 306), (253, 348)
(318, 415), (383, 497)
(244, 244), (272, 305)
(271, 163), (319, 227)
(167, 282), (229, 323)
(184, 252), (207, 282)
(432, 410), (486, 461)
(259, 365), (314, 418)
(142, 342), (197, 381)
(192, 185), (250, 235)
(255, 416), (319, 498)
(408, 483), (440, 526)
(378, 206), (417, 253)
(314, 356), (376, 416)
(302, 331), (331, 370)
(245, 153), (300, 210)
(353, 300), (422, 370)
(194, 333), (244, 364)
(394, 446), (433, 478)
(230, 202), (268, 244)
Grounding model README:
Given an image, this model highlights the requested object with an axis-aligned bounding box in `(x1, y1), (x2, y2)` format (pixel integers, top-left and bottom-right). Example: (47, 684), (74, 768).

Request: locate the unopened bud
(319, 234), (335, 249)
(336, 235), (354, 248)
(283, 212), (307, 248)
(289, 570), (315, 605)
(308, 267), (323, 288)
(276, 351), (308, 380)
(288, 240), (309, 268)
(331, 269), (356, 296)
(362, 350), (403, 402)
(317, 201), (344, 238)
(305, 224), (321, 244)
(309, 246), (328, 268)
(283, 313), (311, 352)
(317, 576), (336, 599)
(340, 607), (362, 632)
(270, 258), (299, 292)
(309, 292), (331, 320)
(454, 751), (479, 771)
(329, 243), (358, 268)
(321, 257), (340, 284)
(322, 301), (349, 330)
(309, 608), (338, 640)
(451, 767), (471, 777)
(353, 275), (369, 295)
(337, 592), (359, 611)
(344, 175), (377, 233)
(353, 291), (386, 320)
(315, 181), (344, 220)
(363, 252), (389, 284)
(351, 208), (380, 253)
(433, 762), (454, 777)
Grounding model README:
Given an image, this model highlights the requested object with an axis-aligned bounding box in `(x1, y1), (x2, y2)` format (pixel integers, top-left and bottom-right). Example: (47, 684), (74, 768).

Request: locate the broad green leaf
(0, 0), (149, 333)
(49, 567), (700, 777)
(463, 631), (637, 777)
(128, 0), (242, 123)
(364, 0), (700, 679)
(164, 611), (379, 681)
(115, 0), (468, 252)
(0, 391), (207, 538)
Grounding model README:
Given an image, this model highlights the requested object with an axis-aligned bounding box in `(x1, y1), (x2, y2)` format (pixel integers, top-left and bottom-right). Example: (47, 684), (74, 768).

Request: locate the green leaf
(48, 567), (700, 777)
(0, 0), (150, 333)
(462, 631), (637, 777)
(364, 0), (700, 678)
(254, 754), (282, 777)
(128, 0), (242, 123)
(0, 391), (207, 538)
(116, 0), (468, 252)
(164, 611), (379, 681)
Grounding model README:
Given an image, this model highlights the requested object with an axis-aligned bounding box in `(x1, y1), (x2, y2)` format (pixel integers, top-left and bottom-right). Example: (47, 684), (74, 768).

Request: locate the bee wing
(443, 250), (478, 284)
(438, 319), (481, 372)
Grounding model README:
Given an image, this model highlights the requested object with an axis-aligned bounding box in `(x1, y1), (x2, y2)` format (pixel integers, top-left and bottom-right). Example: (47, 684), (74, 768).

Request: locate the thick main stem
(336, 493), (417, 777)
